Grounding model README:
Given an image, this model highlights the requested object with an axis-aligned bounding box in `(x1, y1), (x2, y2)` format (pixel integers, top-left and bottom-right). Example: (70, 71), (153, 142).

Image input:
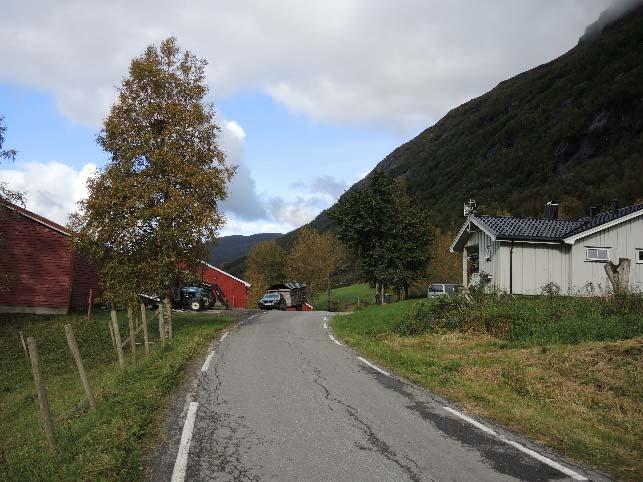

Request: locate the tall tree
(0, 116), (23, 291)
(426, 228), (462, 284)
(245, 240), (287, 306)
(70, 38), (234, 314)
(329, 171), (432, 301)
(286, 228), (348, 306)
(0, 116), (22, 206)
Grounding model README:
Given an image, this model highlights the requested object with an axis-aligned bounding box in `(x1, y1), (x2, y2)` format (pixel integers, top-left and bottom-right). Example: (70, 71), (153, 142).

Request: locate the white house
(450, 201), (643, 295)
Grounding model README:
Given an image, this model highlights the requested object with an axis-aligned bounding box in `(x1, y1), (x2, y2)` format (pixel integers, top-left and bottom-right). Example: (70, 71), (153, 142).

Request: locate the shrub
(394, 291), (643, 345)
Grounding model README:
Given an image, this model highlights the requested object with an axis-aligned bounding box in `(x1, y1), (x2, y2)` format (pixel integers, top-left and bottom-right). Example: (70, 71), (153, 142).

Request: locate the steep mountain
(207, 233), (282, 268)
(299, 4), (643, 234)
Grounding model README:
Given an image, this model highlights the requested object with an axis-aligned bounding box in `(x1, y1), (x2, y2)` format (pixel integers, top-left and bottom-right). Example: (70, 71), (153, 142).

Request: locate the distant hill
(207, 233), (282, 268)
(292, 4), (643, 236)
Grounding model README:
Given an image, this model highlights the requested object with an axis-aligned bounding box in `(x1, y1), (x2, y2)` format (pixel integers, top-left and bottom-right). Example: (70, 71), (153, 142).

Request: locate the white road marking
(323, 323), (328, 329)
(170, 401), (199, 482)
(200, 351), (215, 373)
(357, 357), (390, 376)
(220, 332), (228, 341)
(442, 406), (497, 436)
(442, 406), (588, 480)
(328, 333), (342, 346)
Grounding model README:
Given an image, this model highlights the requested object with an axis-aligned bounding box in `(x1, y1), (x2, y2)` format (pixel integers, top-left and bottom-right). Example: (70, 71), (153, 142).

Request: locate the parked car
(258, 292), (287, 310)
(427, 283), (462, 298)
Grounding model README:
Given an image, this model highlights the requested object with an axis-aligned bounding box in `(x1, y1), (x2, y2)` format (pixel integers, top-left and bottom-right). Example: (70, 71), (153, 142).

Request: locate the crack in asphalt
(372, 369), (567, 481)
(189, 325), (267, 481)
(290, 336), (425, 482)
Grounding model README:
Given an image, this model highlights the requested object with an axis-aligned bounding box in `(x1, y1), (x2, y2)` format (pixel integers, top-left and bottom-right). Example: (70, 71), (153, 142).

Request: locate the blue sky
(0, 0), (612, 235)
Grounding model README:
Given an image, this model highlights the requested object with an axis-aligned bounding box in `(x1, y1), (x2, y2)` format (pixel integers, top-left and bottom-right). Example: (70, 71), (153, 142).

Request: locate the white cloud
(0, 161), (96, 225)
(219, 214), (292, 237)
(218, 119), (266, 220)
(0, 0), (613, 131)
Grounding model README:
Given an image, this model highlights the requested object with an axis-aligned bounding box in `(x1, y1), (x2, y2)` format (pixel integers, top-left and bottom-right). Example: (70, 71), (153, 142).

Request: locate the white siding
(463, 230), (502, 290)
(569, 216), (643, 293)
(457, 214), (642, 295)
(505, 242), (571, 295)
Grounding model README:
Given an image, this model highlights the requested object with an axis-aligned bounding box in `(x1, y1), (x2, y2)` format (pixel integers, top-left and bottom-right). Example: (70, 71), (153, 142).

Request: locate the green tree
(0, 116), (23, 291)
(70, 38), (234, 317)
(0, 115), (22, 206)
(287, 228), (348, 306)
(425, 228), (462, 284)
(245, 240), (287, 306)
(329, 171), (432, 301)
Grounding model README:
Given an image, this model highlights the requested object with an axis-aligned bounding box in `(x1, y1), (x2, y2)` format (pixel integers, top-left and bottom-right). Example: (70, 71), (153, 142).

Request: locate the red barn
(200, 262), (250, 309)
(0, 202), (101, 314)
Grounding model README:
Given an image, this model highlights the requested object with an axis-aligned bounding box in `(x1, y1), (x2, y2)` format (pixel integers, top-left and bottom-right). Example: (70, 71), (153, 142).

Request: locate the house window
(586, 247), (609, 262)
(637, 249), (643, 264)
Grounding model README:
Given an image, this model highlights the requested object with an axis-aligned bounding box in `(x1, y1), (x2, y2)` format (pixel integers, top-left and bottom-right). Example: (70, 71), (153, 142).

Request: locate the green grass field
(332, 296), (643, 481)
(0, 309), (235, 481)
(313, 283), (374, 311)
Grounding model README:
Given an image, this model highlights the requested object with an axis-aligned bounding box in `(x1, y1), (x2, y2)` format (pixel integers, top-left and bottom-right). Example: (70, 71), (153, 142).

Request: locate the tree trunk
(375, 281), (381, 305)
(604, 258), (631, 293)
(327, 275), (332, 312)
(404, 283), (409, 300)
(163, 298), (172, 339)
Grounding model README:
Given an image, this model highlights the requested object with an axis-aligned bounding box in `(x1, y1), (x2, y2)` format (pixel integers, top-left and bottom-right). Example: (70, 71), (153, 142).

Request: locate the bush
(393, 291), (643, 345)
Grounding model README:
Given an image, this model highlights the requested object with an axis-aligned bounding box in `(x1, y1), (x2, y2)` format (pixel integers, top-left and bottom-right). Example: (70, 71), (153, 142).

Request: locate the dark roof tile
(472, 203), (643, 241)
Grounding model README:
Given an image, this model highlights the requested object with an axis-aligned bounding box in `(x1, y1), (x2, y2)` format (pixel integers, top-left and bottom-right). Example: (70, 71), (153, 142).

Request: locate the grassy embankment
(332, 292), (643, 481)
(0, 309), (235, 481)
(314, 283), (374, 311)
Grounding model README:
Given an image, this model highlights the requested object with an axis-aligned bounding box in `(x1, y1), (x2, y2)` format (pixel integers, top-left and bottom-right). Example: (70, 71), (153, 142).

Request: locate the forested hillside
(207, 233), (281, 267)
(301, 4), (643, 234)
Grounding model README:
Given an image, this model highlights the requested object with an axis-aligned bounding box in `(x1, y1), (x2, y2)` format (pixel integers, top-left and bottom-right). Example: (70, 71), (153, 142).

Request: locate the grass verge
(0, 309), (236, 481)
(332, 298), (643, 481)
(314, 283), (374, 311)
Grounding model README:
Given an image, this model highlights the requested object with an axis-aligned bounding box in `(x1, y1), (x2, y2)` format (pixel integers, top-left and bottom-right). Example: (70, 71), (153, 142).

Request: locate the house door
(466, 245), (479, 284)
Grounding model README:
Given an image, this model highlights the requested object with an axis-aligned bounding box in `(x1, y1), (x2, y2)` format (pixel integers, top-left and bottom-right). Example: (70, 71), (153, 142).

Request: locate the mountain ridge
(207, 232), (282, 268)
(293, 3), (643, 238)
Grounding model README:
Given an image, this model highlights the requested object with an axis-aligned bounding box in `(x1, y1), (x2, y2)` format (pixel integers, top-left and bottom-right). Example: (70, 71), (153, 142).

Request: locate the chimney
(589, 206), (598, 219)
(464, 199), (477, 217)
(611, 199), (619, 214)
(545, 201), (559, 220)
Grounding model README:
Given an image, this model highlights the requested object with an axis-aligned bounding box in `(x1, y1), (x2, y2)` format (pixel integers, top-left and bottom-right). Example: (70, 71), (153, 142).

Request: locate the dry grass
(334, 304), (643, 481)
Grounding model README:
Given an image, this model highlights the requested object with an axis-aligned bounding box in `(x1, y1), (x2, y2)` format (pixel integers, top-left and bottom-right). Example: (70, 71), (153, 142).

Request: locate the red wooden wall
(200, 264), (249, 308)
(0, 210), (74, 312)
(0, 207), (102, 313)
(70, 253), (102, 310)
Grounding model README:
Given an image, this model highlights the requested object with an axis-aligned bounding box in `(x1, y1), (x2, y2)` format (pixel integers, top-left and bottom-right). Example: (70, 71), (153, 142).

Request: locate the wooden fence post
(127, 305), (136, 363)
(110, 310), (125, 369)
(141, 303), (149, 355)
(108, 321), (116, 349)
(19, 331), (28, 358)
(26, 337), (56, 450)
(64, 324), (96, 411)
(158, 306), (165, 346)
(164, 298), (173, 339)
(87, 288), (93, 321)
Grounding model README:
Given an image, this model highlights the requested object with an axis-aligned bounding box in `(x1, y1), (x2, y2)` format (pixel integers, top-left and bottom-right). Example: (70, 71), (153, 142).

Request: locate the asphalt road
(149, 310), (608, 482)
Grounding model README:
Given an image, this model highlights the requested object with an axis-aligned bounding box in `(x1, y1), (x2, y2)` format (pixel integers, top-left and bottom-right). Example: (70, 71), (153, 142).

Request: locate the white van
(427, 283), (461, 298)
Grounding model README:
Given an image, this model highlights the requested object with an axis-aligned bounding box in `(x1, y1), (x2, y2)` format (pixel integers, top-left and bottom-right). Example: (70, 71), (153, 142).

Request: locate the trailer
(267, 282), (307, 310)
